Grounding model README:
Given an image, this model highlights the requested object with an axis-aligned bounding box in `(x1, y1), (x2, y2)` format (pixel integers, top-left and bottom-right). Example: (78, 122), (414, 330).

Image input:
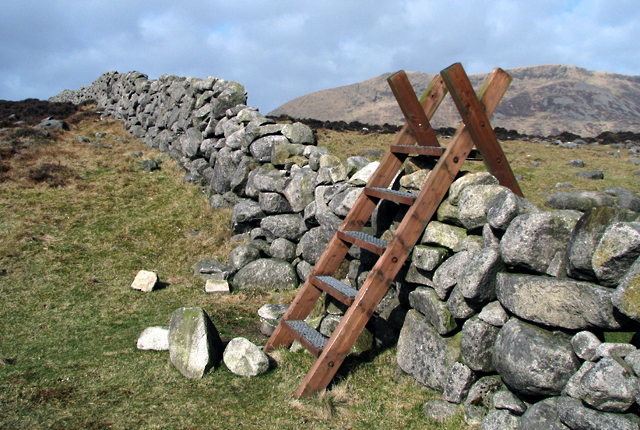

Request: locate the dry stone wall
(53, 71), (640, 428)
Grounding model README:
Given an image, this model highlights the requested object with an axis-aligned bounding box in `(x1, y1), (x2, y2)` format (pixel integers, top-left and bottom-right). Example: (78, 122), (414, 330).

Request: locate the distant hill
(268, 65), (640, 137)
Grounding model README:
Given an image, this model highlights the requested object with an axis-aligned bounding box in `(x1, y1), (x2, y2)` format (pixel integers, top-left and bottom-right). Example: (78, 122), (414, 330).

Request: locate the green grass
(0, 111), (467, 429)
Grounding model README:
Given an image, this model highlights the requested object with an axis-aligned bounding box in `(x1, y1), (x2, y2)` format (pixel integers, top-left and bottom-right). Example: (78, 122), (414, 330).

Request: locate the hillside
(268, 65), (640, 137)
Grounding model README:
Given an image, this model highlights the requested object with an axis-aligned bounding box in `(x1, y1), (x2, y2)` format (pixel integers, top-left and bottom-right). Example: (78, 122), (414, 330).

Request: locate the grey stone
(259, 192), (293, 214)
(137, 326), (169, 351)
(228, 243), (262, 270)
(545, 191), (610, 211)
(567, 207), (639, 281)
(458, 184), (508, 231)
(295, 260), (313, 282)
(486, 188), (540, 231)
(437, 197), (464, 226)
(231, 199), (265, 233)
(478, 301), (509, 327)
(444, 362), (477, 404)
(433, 250), (474, 300)
(179, 127), (202, 157)
(617, 193), (640, 212)
(283, 167), (318, 212)
(141, 159), (160, 172)
(209, 148), (236, 194)
(269, 238), (297, 262)
(168, 307), (223, 379)
(494, 390), (527, 416)
(497, 273), (627, 330)
(421, 221), (467, 251)
(232, 259), (298, 290)
(564, 361), (596, 398)
(518, 397), (569, 430)
(348, 161), (379, 186)
(557, 396), (640, 430)
(250, 135), (289, 162)
(260, 213), (308, 242)
(460, 316), (500, 372)
(192, 258), (234, 281)
(411, 245), (449, 272)
(223, 337), (270, 377)
(448, 172), (499, 205)
(577, 169), (604, 179)
(282, 122), (315, 145)
(458, 247), (504, 303)
(594, 343), (637, 360)
(593, 222), (640, 287)
(493, 318), (580, 396)
(500, 210), (582, 274)
(400, 169), (431, 191)
(579, 356), (639, 412)
(447, 284), (482, 319)
(572, 331), (602, 361)
(397, 310), (461, 391)
(464, 376), (504, 425)
(423, 399), (460, 423)
(296, 227), (334, 265)
(318, 314), (373, 355)
(568, 159), (586, 167)
(482, 410), (520, 429)
(318, 154), (347, 183)
(408, 287), (457, 335)
(625, 350), (640, 376)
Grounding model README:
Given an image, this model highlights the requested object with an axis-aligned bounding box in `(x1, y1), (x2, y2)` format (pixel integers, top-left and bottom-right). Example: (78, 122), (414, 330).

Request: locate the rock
(283, 167), (317, 212)
(296, 227), (334, 265)
(571, 331), (602, 361)
(567, 207), (638, 281)
(500, 210), (582, 275)
(259, 192), (293, 214)
(396, 310), (461, 391)
(457, 184), (508, 231)
(579, 356), (639, 412)
(448, 172), (499, 205)
(478, 301), (509, 327)
(204, 279), (230, 294)
(411, 245), (449, 272)
(624, 350), (640, 376)
(460, 316), (500, 372)
(168, 307), (223, 379)
(463, 376), (504, 425)
(433, 250), (475, 300)
(592, 222), (640, 287)
(318, 314), (373, 355)
(447, 284), (482, 319)
(423, 399), (460, 423)
(563, 361), (596, 398)
(485, 188), (540, 231)
(130, 270), (158, 292)
(228, 243), (262, 270)
(231, 199), (265, 233)
(192, 258), (234, 281)
(493, 390), (527, 416)
(493, 318), (580, 396)
(557, 396), (640, 430)
(458, 247), (504, 303)
(137, 326), (169, 350)
(496, 273), (627, 330)
(223, 337), (270, 377)
(481, 410), (520, 429)
(36, 118), (68, 130)
(282, 122), (315, 145)
(408, 287), (457, 335)
(318, 154), (347, 184)
(594, 343), (637, 360)
(421, 221), (467, 251)
(568, 159), (585, 167)
(348, 161), (379, 186)
(613, 258), (640, 322)
(518, 397), (569, 430)
(232, 259), (298, 290)
(260, 213), (308, 242)
(250, 135), (289, 163)
(258, 304), (288, 336)
(400, 169), (431, 190)
(444, 362), (477, 404)
(269, 238), (297, 262)
(577, 169), (604, 179)
(545, 191), (615, 211)
(141, 159), (160, 172)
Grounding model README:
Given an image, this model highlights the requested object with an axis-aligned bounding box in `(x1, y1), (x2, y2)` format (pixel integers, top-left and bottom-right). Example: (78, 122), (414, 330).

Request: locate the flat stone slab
(131, 270), (158, 292)
(205, 279), (230, 294)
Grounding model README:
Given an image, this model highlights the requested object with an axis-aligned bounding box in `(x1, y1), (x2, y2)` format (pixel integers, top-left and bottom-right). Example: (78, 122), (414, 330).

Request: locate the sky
(1, 0), (640, 114)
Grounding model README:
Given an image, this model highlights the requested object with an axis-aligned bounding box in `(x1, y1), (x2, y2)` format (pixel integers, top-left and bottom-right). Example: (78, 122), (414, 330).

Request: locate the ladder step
(283, 320), (327, 358)
(391, 145), (483, 160)
(337, 230), (388, 256)
(312, 276), (358, 306)
(365, 187), (417, 205)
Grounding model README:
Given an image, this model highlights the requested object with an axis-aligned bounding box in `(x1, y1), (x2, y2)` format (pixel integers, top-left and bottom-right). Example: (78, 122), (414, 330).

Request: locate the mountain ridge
(269, 65), (640, 137)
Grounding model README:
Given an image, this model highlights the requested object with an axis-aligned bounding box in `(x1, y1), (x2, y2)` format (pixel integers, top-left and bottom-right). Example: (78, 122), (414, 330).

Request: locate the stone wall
(52, 72), (640, 428)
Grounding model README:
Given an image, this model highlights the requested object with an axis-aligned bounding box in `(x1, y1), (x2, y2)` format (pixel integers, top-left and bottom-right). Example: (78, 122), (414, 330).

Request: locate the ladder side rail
(292, 67), (513, 398)
(440, 63), (523, 197)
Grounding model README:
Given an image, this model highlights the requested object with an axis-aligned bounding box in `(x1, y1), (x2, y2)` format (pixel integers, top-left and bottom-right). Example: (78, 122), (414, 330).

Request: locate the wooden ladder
(263, 62), (523, 399)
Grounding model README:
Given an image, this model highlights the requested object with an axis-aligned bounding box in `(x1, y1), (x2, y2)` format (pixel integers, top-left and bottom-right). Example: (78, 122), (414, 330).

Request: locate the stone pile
(54, 71), (640, 428)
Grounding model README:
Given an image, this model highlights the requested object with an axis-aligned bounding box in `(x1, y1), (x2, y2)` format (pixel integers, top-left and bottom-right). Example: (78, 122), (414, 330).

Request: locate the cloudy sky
(1, 0), (639, 113)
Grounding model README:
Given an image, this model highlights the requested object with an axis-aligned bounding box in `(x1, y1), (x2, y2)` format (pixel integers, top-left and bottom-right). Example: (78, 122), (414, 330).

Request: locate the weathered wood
(441, 63), (523, 197)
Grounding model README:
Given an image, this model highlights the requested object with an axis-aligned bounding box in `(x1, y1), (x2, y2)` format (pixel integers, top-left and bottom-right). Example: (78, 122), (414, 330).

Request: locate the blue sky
(1, 0), (639, 113)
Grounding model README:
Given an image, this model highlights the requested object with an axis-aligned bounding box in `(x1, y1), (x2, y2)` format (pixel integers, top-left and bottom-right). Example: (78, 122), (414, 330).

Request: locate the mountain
(268, 65), (640, 137)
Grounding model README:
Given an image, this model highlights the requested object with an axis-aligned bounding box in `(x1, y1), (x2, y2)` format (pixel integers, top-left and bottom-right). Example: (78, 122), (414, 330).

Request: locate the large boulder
(168, 307), (224, 379)
(493, 318), (580, 397)
(296, 227), (334, 265)
(485, 188), (540, 231)
(578, 355), (639, 412)
(282, 167), (317, 212)
(496, 273), (628, 330)
(408, 287), (457, 335)
(457, 184), (508, 231)
(592, 222), (640, 287)
(458, 247), (504, 303)
(460, 316), (500, 372)
(612, 258), (640, 322)
(232, 259), (298, 290)
(500, 210), (582, 275)
(260, 213), (308, 242)
(397, 310), (461, 392)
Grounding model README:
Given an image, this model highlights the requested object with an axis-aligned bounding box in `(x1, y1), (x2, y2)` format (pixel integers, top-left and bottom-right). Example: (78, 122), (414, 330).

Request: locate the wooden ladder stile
(263, 62), (521, 399)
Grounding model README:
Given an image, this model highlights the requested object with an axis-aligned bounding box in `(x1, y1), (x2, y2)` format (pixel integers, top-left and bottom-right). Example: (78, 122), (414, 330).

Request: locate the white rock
(205, 279), (230, 294)
(130, 270), (158, 292)
(223, 337), (270, 377)
(137, 326), (169, 350)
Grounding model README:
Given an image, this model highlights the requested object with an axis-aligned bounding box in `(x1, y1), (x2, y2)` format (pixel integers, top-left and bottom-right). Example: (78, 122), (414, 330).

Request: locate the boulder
(613, 258), (640, 322)
(408, 287), (457, 335)
(228, 243), (262, 270)
(348, 161), (379, 186)
(579, 356), (639, 412)
(296, 227), (334, 265)
(281, 122), (315, 145)
(168, 307), (223, 379)
(493, 390), (527, 416)
(204, 279), (230, 294)
(485, 188), (539, 231)
(433, 250), (475, 300)
(463, 375), (504, 425)
(457, 184), (508, 231)
(500, 210), (582, 275)
(448, 172), (498, 205)
(496, 273), (628, 330)
(260, 213), (308, 242)
(592, 222), (640, 287)
(411, 245), (449, 272)
(556, 396), (640, 430)
(423, 400), (460, 423)
(259, 192), (293, 214)
(223, 337), (270, 377)
(269, 238), (297, 262)
(460, 316), (500, 372)
(421, 221), (467, 251)
(231, 199), (266, 233)
(192, 258), (236, 281)
(571, 331), (602, 361)
(282, 167), (317, 212)
(481, 410), (520, 430)
(458, 247), (504, 303)
(397, 310), (461, 391)
(258, 304), (288, 336)
(493, 318), (580, 396)
(444, 362), (477, 404)
(517, 397), (569, 430)
(232, 259), (298, 290)
(478, 301), (509, 327)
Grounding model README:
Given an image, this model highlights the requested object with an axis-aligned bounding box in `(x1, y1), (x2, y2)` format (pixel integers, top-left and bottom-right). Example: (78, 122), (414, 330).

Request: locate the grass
(0, 106), (467, 429)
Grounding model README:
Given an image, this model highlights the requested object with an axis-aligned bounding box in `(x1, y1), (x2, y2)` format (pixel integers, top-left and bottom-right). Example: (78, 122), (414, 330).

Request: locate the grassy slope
(0, 108), (463, 429)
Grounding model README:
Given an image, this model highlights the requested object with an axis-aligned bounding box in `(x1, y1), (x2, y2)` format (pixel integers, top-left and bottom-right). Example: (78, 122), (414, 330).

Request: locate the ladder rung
(391, 145), (483, 160)
(283, 320), (327, 358)
(312, 276), (357, 306)
(364, 187), (417, 205)
(337, 230), (388, 256)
